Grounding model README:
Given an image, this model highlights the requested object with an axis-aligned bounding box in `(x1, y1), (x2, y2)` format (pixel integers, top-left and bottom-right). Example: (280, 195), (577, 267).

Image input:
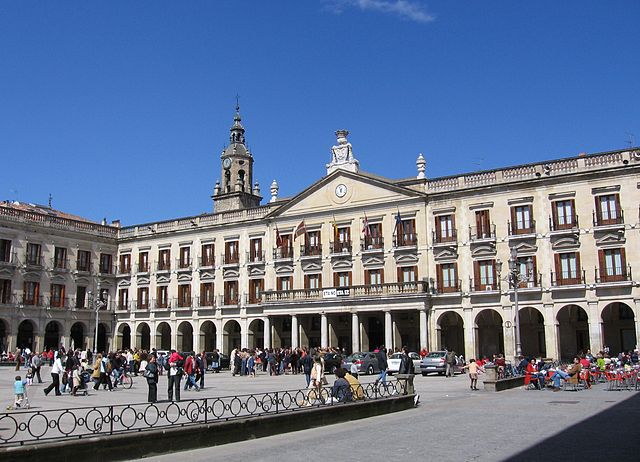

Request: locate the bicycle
(112, 367), (134, 389)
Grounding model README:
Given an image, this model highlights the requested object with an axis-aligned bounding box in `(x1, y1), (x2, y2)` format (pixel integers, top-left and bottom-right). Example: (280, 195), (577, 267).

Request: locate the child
(462, 359), (484, 391)
(350, 361), (359, 379)
(248, 353), (256, 378)
(9, 375), (29, 410)
(25, 367), (33, 386)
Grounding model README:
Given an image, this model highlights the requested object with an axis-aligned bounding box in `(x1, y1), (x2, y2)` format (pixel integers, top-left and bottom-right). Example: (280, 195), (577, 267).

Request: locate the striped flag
(362, 213), (371, 238)
(294, 220), (307, 239)
(275, 225), (283, 247)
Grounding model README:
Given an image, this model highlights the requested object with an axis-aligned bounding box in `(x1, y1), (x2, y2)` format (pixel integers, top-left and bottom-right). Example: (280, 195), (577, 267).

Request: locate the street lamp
(498, 248), (533, 361)
(88, 288), (106, 354)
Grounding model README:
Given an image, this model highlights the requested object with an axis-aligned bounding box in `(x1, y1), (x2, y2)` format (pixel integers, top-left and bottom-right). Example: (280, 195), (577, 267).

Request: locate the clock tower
(212, 104), (262, 212)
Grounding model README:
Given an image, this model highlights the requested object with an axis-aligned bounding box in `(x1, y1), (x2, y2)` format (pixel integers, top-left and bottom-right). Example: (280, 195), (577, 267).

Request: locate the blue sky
(1, 1), (639, 225)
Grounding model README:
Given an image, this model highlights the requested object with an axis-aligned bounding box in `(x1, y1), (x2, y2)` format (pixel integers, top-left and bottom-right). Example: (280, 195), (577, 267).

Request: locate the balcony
(51, 258), (70, 272)
(98, 264), (115, 276)
(263, 281), (429, 303)
(593, 210), (624, 228)
(508, 220), (536, 237)
(550, 270), (586, 288)
(156, 261), (171, 272)
(0, 294), (18, 306)
(76, 261), (92, 273)
(595, 266), (632, 284)
(220, 294), (239, 306)
(222, 253), (240, 266)
(300, 244), (322, 258)
(361, 236), (384, 252)
(21, 295), (45, 307)
(513, 273), (543, 289)
(195, 296), (215, 309)
(136, 262), (150, 274)
(25, 255), (44, 269)
(330, 241), (352, 255)
(432, 230), (457, 245)
(175, 297), (193, 309)
(0, 252), (19, 268)
(393, 233), (418, 248)
(469, 225), (496, 242)
(435, 279), (462, 294)
(152, 298), (169, 310)
(469, 278), (499, 293)
(549, 215), (579, 233)
(48, 296), (70, 309)
(198, 256), (216, 268)
(116, 264), (132, 276)
(246, 251), (265, 264)
(176, 258), (192, 272)
(115, 301), (132, 312)
(272, 247), (293, 261)
(73, 297), (89, 309)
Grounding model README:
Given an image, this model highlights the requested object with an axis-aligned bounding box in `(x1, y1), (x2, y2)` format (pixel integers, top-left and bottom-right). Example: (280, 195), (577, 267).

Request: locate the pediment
(117, 279), (131, 288)
(267, 169), (425, 218)
(97, 278), (113, 288)
(74, 276), (91, 286)
(275, 265), (294, 275)
(156, 275), (171, 284)
(248, 266), (266, 277)
(177, 273), (193, 282)
(136, 276), (150, 285)
(511, 241), (538, 254)
(434, 248), (458, 261)
(198, 270), (215, 280)
(22, 271), (41, 281)
(223, 268), (240, 279)
(331, 259), (353, 270)
(301, 262), (323, 272)
(362, 255), (385, 267)
(0, 267), (14, 278)
(471, 245), (496, 258)
(50, 274), (67, 284)
(551, 236), (581, 251)
(595, 232), (626, 246)
(394, 253), (419, 264)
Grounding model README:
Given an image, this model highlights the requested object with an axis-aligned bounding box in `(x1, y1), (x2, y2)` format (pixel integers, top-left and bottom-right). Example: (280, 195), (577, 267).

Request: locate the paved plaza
(1, 365), (639, 461)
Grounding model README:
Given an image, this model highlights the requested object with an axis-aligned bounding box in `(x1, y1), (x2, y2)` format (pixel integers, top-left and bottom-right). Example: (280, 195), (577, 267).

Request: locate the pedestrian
(183, 352), (200, 392)
(14, 348), (21, 371)
(30, 352), (42, 383)
(167, 349), (183, 401)
(445, 350), (456, 377)
(144, 355), (159, 403)
(374, 347), (388, 386)
(210, 349), (219, 373)
(398, 346), (415, 375)
(462, 359), (484, 390)
(44, 352), (64, 396)
(10, 375), (29, 409)
(300, 349), (313, 387)
(71, 365), (83, 396)
(196, 351), (207, 389)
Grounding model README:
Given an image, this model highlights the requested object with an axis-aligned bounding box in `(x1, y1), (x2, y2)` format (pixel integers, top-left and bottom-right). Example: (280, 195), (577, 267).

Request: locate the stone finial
(214, 180), (221, 196)
(253, 181), (260, 195)
(416, 153), (426, 179)
(270, 179), (279, 203)
(327, 129), (359, 175)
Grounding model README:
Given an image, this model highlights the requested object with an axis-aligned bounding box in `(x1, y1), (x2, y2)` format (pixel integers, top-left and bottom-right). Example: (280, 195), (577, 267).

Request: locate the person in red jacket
(167, 350), (184, 401)
(183, 352), (200, 392)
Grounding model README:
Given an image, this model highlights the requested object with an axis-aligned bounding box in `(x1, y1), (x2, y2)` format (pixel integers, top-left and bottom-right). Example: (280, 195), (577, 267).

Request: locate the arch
(518, 307), (546, 358)
(116, 323), (131, 351)
(247, 319), (264, 350)
(177, 321), (193, 352)
(156, 322), (171, 350)
(556, 304), (589, 360)
(475, 309), (504, 359)
(199, 321), (217, 352)
(436, 311), (465, 356)
(98, 323), (108, 353)
(601, 302), (636, 355)
(136, 322), (151, 350)
(223, 320), (241, 354)
(70, 322), (86, 350)
(0, 318), (9, 352)
(44, 321), (63, 351)
(17, 320), (36, 351)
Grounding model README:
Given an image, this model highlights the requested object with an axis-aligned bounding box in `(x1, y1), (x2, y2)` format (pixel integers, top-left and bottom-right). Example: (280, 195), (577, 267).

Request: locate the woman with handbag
(144, 355), (159, 403)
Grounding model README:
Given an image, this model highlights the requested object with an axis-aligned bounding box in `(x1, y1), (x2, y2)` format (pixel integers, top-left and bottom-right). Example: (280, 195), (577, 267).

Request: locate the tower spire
(230, 97), (245, 144)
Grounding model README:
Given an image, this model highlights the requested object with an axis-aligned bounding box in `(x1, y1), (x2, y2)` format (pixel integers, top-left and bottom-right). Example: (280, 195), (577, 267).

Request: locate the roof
(0, 201), (100, 224)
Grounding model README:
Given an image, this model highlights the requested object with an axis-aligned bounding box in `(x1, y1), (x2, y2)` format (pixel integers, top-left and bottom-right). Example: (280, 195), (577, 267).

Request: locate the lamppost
(498, 248), (533, 361)
(88, 287), (106, 355)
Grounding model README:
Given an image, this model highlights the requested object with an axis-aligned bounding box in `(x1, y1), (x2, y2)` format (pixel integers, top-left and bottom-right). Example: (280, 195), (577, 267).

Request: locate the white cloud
(324, 0), (435, 23)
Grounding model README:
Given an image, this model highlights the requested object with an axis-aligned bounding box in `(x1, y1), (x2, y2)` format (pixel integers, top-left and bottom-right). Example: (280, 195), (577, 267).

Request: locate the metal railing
(272, 247), (293, 260)
(593, 209), (624, 227)
(24, 255), (44, 267)
(549, 215), (579, 232)
(0, 252), (18, 266)
(393, 233), (418, 248)
(330, 241), (352, 254)
(432, 230), (457, 245)
(263, 281), (429, 302)
(222, 253), (240, 265)
(0, 381), (407, 447)
(595, 266), (632, 283)
(51, 258), (69, 270)
(550, 270), (586, 286)
(300, 244), (322, 257)
(435, 279), (462, 294)
(176, 258), (192, 270)
(469, 224), (496, 241)
(508, 219), (536, 236)
(246, 251), (265, 263)
(198, 256), (215, 268)
(361, 236), (384, 251)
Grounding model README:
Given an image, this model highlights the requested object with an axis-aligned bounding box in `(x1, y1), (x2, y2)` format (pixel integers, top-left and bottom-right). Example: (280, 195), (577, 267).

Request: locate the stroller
(73, 370), (91, 396)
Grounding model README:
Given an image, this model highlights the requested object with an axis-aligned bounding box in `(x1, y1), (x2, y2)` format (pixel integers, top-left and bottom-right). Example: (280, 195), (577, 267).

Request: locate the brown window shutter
(380, 268), (384, 283)
(620, 247), (626, 268)
(575, 252), (581, 275)
(551, 202), (559, 229)
(413, 265), (418, 280)
(569, 200), (576, 223)
(61, 285), (65, 301)
(451, 214), (456, 230)
(491, 261), (497, 288)
(473, 261), (480, 289)
(333, 272), (338, 287)
(554, 253), (561, 280)
(595, 196), (602, 222)
(614, 194), (621, 218)
(510, 207), (517, 233)
(598, 249), (605, 276)
(436, 264), (443, 290)
(397, 266), (403, 283)
(364, 270), (370, 285)
(304, 275), (309, 289)
(434, 216), (441, 241)
(318, 274), (322, 288)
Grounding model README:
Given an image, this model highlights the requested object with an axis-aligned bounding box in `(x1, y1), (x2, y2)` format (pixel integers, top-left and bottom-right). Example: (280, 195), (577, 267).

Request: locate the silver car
(341, 352), (380, 375)
(388, 352), (422, 374)
(420, 351), (462, 376)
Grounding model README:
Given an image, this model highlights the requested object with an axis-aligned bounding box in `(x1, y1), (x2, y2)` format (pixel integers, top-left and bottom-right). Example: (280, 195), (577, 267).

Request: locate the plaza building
(1, 107), (639, 360)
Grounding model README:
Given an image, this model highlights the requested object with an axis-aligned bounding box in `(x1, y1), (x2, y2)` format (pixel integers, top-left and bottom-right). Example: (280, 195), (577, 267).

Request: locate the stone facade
(1, 112), (639, 360)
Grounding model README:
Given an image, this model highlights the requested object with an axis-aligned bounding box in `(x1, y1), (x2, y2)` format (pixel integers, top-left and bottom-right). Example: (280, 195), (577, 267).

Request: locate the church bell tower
(212, 104), (262, 212)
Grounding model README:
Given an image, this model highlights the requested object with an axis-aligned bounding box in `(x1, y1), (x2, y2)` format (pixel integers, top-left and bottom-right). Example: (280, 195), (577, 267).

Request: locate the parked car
(323, 353), (344, 374)
(419, 351), (463, 376)
(204, 352), (230, 372)
(341, 352), (380, 375)
(387, 352), (422, 374)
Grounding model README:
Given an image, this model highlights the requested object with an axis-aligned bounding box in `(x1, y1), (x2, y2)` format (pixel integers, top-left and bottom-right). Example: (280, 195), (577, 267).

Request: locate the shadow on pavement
(504, 392), (640, 462)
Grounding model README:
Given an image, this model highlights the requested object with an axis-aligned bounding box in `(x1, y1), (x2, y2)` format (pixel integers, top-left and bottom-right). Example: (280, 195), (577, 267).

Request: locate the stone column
(192, 327), (200, 353)
(291, 315), (299, 349)
(587, 301), (602, 353)
(463, 308), (475, 359)
(543, 304), (558, 360)
(149, 322), (157, 350)
(419, 309), (428, 351)
(351, 312), (360, 354)
(320, 314), (328, 348)
(635, 299), (640, 350)
(384, 311), (392, 350)
(240, 319), (248, 349)
(263, 316), (271, 349)
(503, 305), (515, 360)
(216, 320), (224, 353)
(170, 322), (178, 351)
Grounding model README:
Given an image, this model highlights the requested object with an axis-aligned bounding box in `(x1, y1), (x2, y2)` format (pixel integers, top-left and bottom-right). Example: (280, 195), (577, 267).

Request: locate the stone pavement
(2, 365), (639, 461)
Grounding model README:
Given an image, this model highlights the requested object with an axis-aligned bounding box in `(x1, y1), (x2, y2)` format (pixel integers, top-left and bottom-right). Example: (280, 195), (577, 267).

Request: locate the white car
(387, 352), (422, 374)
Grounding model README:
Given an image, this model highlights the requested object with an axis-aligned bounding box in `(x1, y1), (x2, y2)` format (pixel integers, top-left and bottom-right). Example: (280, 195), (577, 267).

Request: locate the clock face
(335, 184), (347, 198)
(222, 158), (232, 169)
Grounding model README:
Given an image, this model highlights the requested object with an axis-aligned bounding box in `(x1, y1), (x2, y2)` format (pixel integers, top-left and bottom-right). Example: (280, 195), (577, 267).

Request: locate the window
(599, 248), (627, 282)
(23, 281), (40, 305)
(178, 284), (191, 307)
(118, 289), (129, 309)
(54, 247), (67, 269)
(474, 210), (492, 239)
(99, 253), (113, 274)
(511, 205), (533, 234)
(249, 279), (263, 304)
(249, 238), (263, 261)
(397, 266), (417, 284)
(554, 252), (580, 284)
(99, 289), (109, 306)
(138, 251), (149, 272)
(119, 254), (131, 273)
(138, 287), (150, 309)
(0, 239), (11, 263)
(179, 247), (191, 269)
(225, 241), (239, 264)
(76, 286), (86, 309)
(436, 263), (458, 292)
(365, 269), (384, 285)
(595, 194), (622, 225)
(156, 286), (168, 308)
(276, 234), (293, 259)
(515, 256), (538, 287)
(473, 260), (496, 290)
(26, 243), (42, 266)
(201, 243), (214, 267)
(50, 284), (65, 307)
(304, 274), (322, 290)
(77, 250), (91, 272)
(0, 279), (11, 304)
(277, 276), (293, 291)
(334, 272), (352, 288)
(395, 219), (417, 246)
(224, 281), (238, 305)
(363, 223), (383, 249)
(434, 215), (455, 243)
(552, 200), (576, 230)
(200, 282), (214, 307)
(304, 231), (321, 256)
(158, 249), (171, 271)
